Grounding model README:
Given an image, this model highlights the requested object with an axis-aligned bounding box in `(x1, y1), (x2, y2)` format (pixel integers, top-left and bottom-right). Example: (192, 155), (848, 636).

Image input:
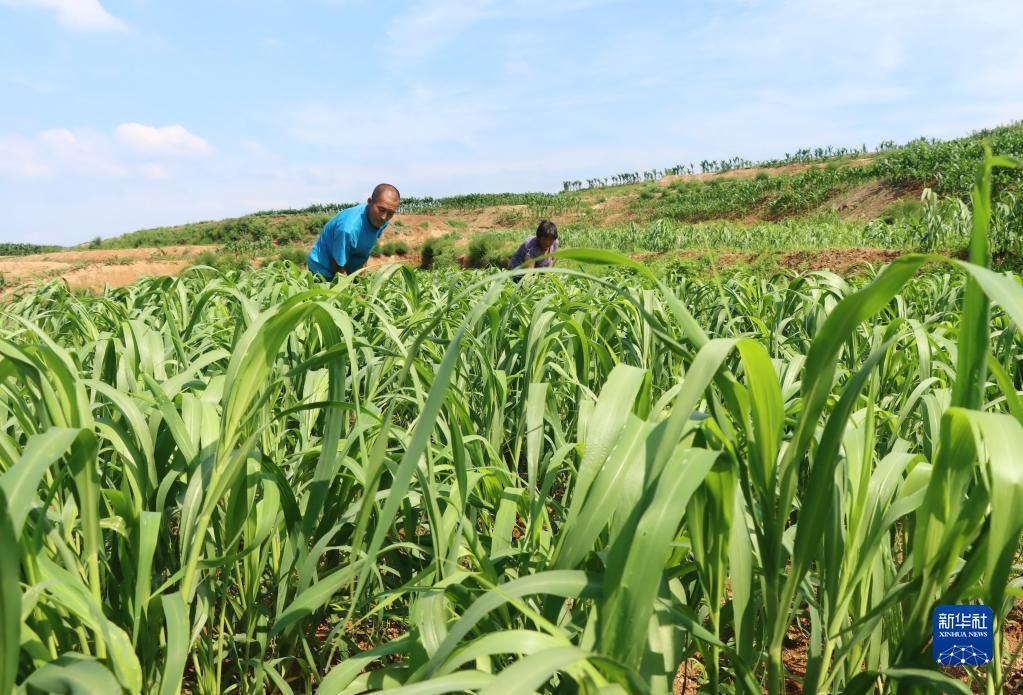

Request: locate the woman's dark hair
(536, 219), (558, 240)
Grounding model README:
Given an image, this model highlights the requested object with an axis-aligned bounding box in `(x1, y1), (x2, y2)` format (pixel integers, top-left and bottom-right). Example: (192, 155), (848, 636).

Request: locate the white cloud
(0, 134), (52, 179)
(115, 123), (213, 158)
(0, 123), (215, 183)
(0, 0), (129, 32)
(140, 163), (170, 180)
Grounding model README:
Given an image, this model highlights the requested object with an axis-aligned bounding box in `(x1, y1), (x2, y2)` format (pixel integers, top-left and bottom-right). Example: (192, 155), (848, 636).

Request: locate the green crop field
(1, 150), (1023, 695)
(90, 123), (1023, 258)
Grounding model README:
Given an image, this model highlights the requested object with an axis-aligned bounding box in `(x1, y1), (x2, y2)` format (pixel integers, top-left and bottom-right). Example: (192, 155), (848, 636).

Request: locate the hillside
(2, 121), (1022, 292)
(93, 121), (1023, 247)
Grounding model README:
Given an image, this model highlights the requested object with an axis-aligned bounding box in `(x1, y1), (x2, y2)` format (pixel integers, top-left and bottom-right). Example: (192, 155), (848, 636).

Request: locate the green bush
(420, 235), (460, 269)
(191, 249), (248, 273)
(379, 241), (411, 256)
(277, 246), (308, 266)
(445, 219), (468, 229)
(271, 219), (305, 244)
(306, 213), (331, 236)
(221, 216), (269, 242)
(466, 233), (511, 268)
(0, 243), (63, 256)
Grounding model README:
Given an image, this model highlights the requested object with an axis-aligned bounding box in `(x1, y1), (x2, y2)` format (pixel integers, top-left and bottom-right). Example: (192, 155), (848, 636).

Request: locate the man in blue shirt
(307, 183), (400, 280)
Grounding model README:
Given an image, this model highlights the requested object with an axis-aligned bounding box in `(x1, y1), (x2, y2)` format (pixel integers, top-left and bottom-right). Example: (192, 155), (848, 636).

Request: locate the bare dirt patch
(588, 192), (640, 224)
(777, 248), (904, 273)
(0, 260), (74, 280)
(825, 180), (924, 221)
(61, 261), (190, 291)
(393, 205), (532, 239)
(633, 248), (907, 274)
(16, 245), (208, 263)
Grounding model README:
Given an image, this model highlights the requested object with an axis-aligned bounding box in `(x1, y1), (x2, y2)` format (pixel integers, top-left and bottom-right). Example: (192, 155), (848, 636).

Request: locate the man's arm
(328, 219), (351, 274)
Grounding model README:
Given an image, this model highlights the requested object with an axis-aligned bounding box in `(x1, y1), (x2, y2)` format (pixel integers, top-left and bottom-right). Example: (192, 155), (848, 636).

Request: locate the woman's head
(535, 219), (558, 252)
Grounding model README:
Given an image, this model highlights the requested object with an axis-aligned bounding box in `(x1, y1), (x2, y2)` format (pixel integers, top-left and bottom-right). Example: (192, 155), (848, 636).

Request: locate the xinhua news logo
(933, 605), (993, 666)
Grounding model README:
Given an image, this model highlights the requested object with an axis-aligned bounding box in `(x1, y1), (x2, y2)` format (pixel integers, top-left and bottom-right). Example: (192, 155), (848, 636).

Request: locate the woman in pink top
(509, 219), (559, 270)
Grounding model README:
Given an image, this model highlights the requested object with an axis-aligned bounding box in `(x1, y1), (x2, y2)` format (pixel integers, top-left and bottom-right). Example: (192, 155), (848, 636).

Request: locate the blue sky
(1, 0), (1021, 245)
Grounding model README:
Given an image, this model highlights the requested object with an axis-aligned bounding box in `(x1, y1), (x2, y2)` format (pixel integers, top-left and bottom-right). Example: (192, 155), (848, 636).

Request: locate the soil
(825, 180), (925, 221)
(0, 245), (208, 296)
(25, 245), (208, 262)
(0, 245), (916, 298)
(60, 261), (191, 292)
(674, 601), (1023, 693)
(588, 192), (640, 225)
(0, 260), (74, 279)
(632, 247), (906, 275)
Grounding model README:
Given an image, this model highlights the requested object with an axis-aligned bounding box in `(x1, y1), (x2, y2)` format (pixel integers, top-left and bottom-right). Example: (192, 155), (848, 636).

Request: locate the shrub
(271, 219), (305, 244)
(445, 219), (468, 229)
(420, 235), (460, 269)
(379, 241), (410, 256)
(222, 216), (269, 242)
(277, 246), (308, 266)
(306, 213), (331, 236)
(191, 249), (248, 273)
(466, 233), (511, 268)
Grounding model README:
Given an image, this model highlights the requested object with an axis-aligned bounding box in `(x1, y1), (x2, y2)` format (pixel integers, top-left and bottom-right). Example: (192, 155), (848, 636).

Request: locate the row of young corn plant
(1, 152), (1021, 693)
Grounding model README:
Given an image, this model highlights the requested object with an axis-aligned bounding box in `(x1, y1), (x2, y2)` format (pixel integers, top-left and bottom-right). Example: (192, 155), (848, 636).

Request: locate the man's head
(535, 219), (558, 252)
(367, 183), (400, 229)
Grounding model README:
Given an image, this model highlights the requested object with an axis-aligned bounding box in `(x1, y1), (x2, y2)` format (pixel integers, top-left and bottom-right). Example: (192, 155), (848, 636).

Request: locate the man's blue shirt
(307, 203), (388, 279)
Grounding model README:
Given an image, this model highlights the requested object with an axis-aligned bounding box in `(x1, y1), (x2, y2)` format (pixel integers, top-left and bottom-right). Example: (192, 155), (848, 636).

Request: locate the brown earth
(0, 245), (913, 298)
(60, 261), (191, 292)
(632, 247), (906, 274)
(675, 602), (1023, 693)
(826, 180), (924, 221)
(0, 260), (74, 280)
(24, 245), (209, 262)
